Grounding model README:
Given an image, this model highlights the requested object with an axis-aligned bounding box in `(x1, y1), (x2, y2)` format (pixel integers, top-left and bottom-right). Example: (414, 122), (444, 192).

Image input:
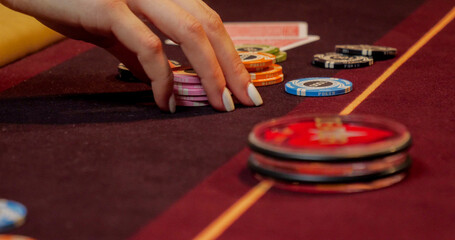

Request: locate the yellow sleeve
(0, 4), (65, 67)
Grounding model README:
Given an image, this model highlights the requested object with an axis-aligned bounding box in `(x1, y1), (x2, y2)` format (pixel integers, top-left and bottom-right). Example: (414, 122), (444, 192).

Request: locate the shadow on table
(0, 91), (216, 124)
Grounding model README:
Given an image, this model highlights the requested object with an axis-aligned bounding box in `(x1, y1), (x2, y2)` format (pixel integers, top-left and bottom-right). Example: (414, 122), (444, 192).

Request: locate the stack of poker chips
(235, 44), (287, 63)
(237, 51), (283, 87)
(172, 50), (282, 106)
(312, 44), (397, 69)
(247, 114), (412, 194)
(236, 44), (286, 87)
(117, 44), (286, 107)
(117, 61), (210, 107)
(172, 68), (209, 107)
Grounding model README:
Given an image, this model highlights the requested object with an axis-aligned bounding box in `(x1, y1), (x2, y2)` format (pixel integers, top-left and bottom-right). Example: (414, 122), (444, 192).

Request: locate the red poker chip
(248, 114), (412, 162)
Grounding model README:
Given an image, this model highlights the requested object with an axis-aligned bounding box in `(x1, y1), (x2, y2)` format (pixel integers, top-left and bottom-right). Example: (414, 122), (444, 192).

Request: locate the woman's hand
(1, 0), (263, 112)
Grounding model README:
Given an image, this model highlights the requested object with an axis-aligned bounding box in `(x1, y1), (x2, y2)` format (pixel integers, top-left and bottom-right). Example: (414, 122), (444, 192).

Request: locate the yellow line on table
(340, 6), (455, 115)
(193, 7), (455, 240)
(193, 180), (274, 240)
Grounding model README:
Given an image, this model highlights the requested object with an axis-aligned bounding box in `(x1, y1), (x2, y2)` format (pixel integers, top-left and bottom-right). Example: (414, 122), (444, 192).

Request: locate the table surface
(1, 0), (454, 239)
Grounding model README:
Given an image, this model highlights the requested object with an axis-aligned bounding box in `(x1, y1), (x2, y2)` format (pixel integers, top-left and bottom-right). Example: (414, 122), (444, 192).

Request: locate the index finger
(172, 0), (263, 107)
(129, 0), (236, 112)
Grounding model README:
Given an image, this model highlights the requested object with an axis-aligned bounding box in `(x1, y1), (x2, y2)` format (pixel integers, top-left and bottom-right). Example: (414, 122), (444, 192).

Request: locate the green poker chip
(275, 51), (287, 63)
(235, 44), (280, 55)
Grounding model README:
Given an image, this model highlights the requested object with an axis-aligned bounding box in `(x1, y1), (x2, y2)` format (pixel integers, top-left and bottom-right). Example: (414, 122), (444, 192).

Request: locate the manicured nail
(222, 87), (235, 112)
(168, 93), (176, 113)
(247, 83), (263, 106)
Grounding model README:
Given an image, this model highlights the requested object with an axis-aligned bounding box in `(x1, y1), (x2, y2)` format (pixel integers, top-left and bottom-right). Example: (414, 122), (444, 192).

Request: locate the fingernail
(247, 83), (263, 106)
(168, 93), (176, 113)
(222, 87), (235, 112)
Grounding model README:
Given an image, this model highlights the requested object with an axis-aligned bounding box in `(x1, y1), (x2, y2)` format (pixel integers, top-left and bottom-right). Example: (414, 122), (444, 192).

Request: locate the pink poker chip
(174, 84), (207, 96)
(175, 95), (209, 101)
(176, 100), (209, 107)
(173, 69), (201, 84)
(174, 82), (204, 89)
(174, 75), (201, 84)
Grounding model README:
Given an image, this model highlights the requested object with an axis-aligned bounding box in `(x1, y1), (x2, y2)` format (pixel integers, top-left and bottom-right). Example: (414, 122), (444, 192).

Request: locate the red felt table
(1, 0), (454, 239)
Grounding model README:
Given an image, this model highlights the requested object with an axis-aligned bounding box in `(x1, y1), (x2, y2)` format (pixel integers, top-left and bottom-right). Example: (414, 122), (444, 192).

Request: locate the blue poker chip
(285, 77), (353, 97)
(0, 199), (27, 232)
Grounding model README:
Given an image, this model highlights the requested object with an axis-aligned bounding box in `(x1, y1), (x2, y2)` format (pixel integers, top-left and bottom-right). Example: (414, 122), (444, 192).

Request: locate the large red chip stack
(247, 114), (413, 193)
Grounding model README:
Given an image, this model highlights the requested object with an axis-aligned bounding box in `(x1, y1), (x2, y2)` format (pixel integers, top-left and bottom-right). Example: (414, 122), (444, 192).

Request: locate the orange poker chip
(250, 64), (283, 80)
(252, 74), (284, 87)
(245, 66), (271, 72)
(173, 68), (197, 77)
(238, 51), (276, 71)
(168, 60), (181, 68)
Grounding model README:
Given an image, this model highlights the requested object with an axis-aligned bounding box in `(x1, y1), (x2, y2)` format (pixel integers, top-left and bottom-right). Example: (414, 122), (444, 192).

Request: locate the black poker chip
(248, 153), (412, 184)
(312, 52), (373, 69)
(117, 63), (141, 82)
(335, 44), (397, 60)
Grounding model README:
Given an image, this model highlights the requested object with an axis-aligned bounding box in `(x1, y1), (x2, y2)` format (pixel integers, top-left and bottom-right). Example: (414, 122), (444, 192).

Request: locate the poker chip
(335, 44), (397, 60)
(275, 51), (287, 63)
(173, 84), (206, 96)
(312, 52), (373, 69)
(247, 114), (413, 193)
(248, 153), (411, 183)
(176, 100), (209, 107)
(239, 51), (276, 71)
(285, 77), (352, 97)
(252, 74), (284, 87)
(249, 64), (282, 80)
(117, 63), (140, 82)
(173, 68), (201, 83)
(250, 151), (409, 177)
(0, 235), (36, 240)
(235, 44), (280, 55)
(0, 199), (27, 232)
(175, 95), (208, 101)
(248, 114), (412, 161)
(174, 82), (203, 89)
(254, 172), (408, 194)
(117, 60), (181, 82)
(168, 59), (182, 68)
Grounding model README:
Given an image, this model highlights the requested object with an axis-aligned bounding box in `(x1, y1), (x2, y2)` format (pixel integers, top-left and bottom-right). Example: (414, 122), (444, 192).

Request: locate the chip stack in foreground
(247, 114), (412, 193)
(0, 199), (27, 232)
